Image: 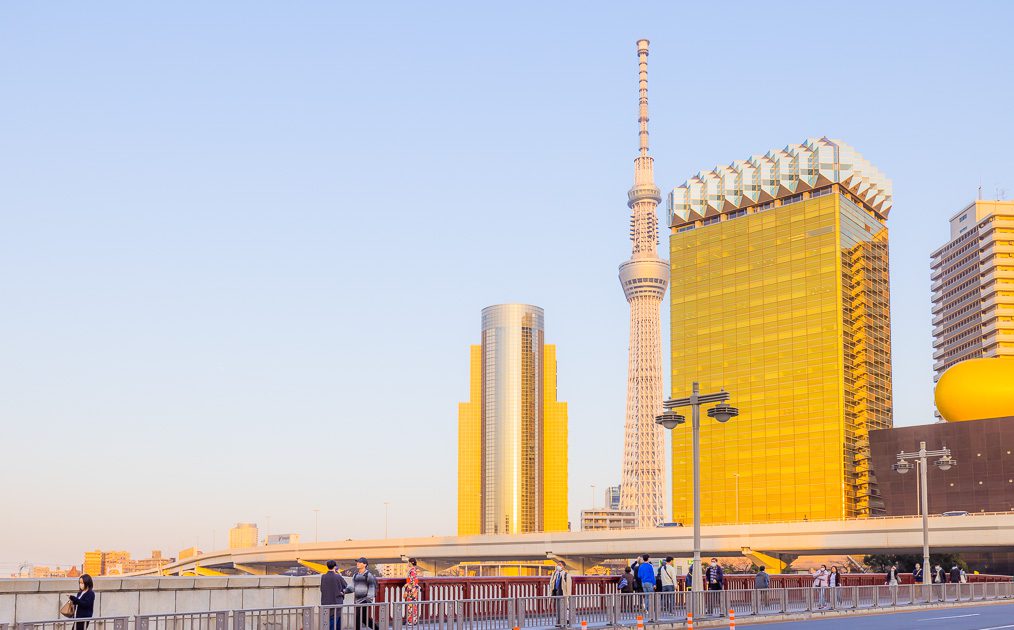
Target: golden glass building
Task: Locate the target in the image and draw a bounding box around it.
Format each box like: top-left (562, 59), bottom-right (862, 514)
top-left (458, 304), bottom-right (568, 535)
top-left (667, 138), bottom-right (893, 524)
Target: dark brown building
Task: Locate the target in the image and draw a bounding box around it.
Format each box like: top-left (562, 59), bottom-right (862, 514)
top-left (870, 416), bottom-right (1014, 575)
top-left (870, 416), bottom-right (1014, 515)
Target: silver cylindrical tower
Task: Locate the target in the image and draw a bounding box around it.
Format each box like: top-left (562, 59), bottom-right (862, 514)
top-left (480, 304), bottom-right (545, 534)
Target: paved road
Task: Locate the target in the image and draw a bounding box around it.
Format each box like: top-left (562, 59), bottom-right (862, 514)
top-left (752, 602), bottom-right (1014, 628)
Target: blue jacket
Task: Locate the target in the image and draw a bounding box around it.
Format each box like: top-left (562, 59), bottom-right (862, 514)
top-left (637, 561), bottom-right (656, 586)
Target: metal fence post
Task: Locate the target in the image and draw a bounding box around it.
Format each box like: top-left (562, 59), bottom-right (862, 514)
top-left (751, 589), bottom-right (759, 615)
top-left (136, 616), bottom-right (149, 630)
top-left (891, 585), bottom-right (898, 607)
top-left (607, 593), bottom-right (617, 627)
top-left (304, 608), bottom-right (315, 630)
top-left (113, 617), bottom-right (128, 630)
top-left (378, 603), bottom-right (390, 630)
top-left (216, 611), bottom-right (228, 630)
top-left (234, 609), bottom-right (246, 630)
top-left (805, 587), bottom-right (813, 612)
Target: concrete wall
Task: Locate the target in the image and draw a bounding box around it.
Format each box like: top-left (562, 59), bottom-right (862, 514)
top-left (0, 576), bottom-right (330, 625)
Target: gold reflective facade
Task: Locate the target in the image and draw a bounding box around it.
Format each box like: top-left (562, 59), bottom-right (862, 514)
top-left (669, 187), bottom-right (892, 524)
top-left (457, 305), bottom-right (568, 535)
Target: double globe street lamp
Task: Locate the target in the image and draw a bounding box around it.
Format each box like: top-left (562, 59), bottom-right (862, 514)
top-left (893, 441), bottom-right (957, 585)
top-left (656, 382), bottom-right (738, 596)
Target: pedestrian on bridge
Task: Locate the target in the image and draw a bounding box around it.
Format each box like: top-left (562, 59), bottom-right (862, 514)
top-left (912, 563), bottom-right (923, 584)
top-left (67, 574), bottom-right (94, 630)
top-left (886, 564), bottom-right (900, 587)
top-left (321, 561), bottom-right (348, 630)
top-left (949, 564), bottom-right (962, 584)
top-left (344, 558), bottom-right (379, 630)
top-left (549, 559), bottom-right (573, 627)
top-left (658, 557), bottom-right (677, 614)
top-left (404, 558), bottom-right (421, 626)
top-left (754, 566), bottom-right (770, 609)
top-left (636, 555), bottom-right (656, 612)
top-left (812, 565), bottom-right (829, 609)
top-left (704, 559), bottom-right (724, 616)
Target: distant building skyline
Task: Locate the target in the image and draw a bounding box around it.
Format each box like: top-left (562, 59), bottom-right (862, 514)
top-left (458, 304), bottom-right (568, 535)
top-left (668, 138), bottom-right (893, 524)
top-left (605, 485), bottom-right (621, 511)
top-left (80, 550), bottom-right (173, 576)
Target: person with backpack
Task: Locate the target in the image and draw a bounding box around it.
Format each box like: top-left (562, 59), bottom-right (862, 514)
top-left (344, 557), bottom-right (378, 630)
top-left (618, 567), bottom-right (634, 593)
top-left (617, 566), bottom-right (634, 613)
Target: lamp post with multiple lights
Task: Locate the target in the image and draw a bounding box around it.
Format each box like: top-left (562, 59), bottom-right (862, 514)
top-left (893, 441), bottom-right (957, 585)
top-left (655, 382), bottom-right (738, 596)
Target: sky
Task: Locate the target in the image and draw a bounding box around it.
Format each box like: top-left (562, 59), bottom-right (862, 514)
top-left (1, 1), bottom-right (1012, 573)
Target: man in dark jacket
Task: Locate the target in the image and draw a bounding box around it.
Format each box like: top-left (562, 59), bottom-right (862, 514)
top-left (321, 560), bottom-right (348, 630)
top-left (345, 557), bottom-right (379, 630)
top-left (949, 564), bottom-right (962, 584)
top-left (755, 566), bottom-right (770, 608)
top-left (705, 558), bottom-right (724, 615)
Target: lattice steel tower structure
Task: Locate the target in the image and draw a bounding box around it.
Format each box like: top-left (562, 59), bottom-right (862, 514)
top-left (618, 39), bottom-right (670, 528)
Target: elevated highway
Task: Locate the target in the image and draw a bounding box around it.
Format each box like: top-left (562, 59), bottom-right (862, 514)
top-left (133, 513), bottom-right (1014, 576)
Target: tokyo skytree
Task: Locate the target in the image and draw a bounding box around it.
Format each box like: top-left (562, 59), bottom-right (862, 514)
top-left (618, 39), bottom-right (670, 528)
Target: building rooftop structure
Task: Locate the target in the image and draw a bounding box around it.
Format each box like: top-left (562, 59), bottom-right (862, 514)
top-left (669, 137), bottom-right (892, 229)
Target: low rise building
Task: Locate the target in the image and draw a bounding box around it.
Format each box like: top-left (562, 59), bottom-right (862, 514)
top-left (580, 508), bottom-right (637, 531)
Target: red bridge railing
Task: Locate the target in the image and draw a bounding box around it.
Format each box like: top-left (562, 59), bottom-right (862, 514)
top-left (374, 572), bottom-right (1012, 602)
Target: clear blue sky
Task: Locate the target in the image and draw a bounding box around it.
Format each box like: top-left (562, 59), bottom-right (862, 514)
top-left (2, 1), bottom-right (1012, 572)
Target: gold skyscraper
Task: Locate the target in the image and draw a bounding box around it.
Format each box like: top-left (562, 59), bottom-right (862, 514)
top-left (458, 304), bottom-right (568, 535)
top-left (667, 138), bottom-right (893, 524)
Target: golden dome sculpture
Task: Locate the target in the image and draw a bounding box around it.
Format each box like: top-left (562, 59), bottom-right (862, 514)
top-left (934, 357), bottom-right (1014, 422)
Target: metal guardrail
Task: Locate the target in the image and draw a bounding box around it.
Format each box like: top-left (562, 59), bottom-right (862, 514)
top-left (11, 582), bottom-right (1014, 630)
top-left (15, 617), bottom-right (130, 630)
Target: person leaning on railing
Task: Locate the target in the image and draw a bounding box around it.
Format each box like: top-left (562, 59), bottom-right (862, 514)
top-left (67, 574), bottom-right (95, 630)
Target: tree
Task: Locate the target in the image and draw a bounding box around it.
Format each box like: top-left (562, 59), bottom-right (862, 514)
top-left (863, 553), bottom-right (967, 573)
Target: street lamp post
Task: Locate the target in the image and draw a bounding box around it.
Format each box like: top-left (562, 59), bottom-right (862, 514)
top-left (656, 381), bottom-right (738, 596)
top-left (893, 441), bottom-right (957, 585)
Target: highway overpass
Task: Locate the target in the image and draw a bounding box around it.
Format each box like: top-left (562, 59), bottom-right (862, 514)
top-left (132, 513), bottom-right (1014, 576)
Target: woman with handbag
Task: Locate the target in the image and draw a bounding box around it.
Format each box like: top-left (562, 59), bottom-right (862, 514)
top-left (66, 574), bottom-right (95, 630)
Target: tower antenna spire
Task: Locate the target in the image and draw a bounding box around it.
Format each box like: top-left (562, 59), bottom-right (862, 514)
top-left (637, 39), bottom-right (651, 156)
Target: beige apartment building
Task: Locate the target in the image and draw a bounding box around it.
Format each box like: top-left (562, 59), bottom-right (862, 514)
top-left (932, 200), bottom-right (1014, 378)
top-left (229, 523), bottom-right (259, 549)
top-left (580, 509), bottom-right (636, 531)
